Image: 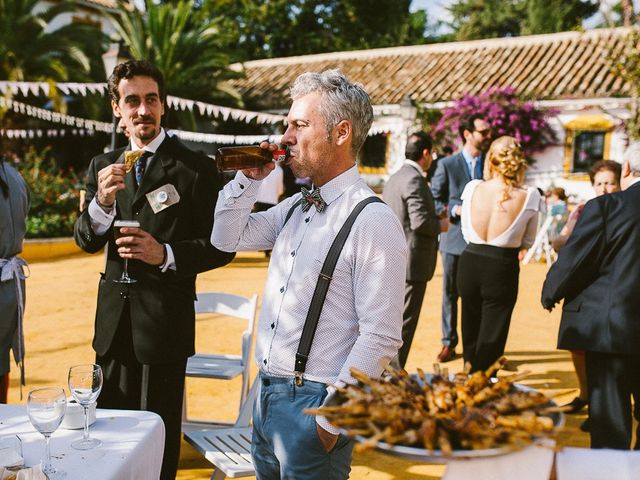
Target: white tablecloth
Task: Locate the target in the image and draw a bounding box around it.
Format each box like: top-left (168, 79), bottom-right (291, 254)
top-left (443, 440), bottom-right (640, 480)
top-left (0, 404), bottom-right (164, 480)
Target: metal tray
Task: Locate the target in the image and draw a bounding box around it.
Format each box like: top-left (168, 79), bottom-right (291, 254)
top-left (324, 377), bottom-right (564, 463)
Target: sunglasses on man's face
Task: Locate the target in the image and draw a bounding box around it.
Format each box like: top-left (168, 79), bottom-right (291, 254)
top-left (474, 128), bottom-right (492, 137)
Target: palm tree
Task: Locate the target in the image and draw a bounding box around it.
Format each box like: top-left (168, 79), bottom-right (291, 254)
top-left (109, 0), bottom-right (243, 129)
top-left (0, 0), bottom-right (104, 83)
top-left (620, 0), bottom-right (636, 26)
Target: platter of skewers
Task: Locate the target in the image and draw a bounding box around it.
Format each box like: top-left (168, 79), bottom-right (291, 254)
top-left (306, 357), bottom-right (563, 462)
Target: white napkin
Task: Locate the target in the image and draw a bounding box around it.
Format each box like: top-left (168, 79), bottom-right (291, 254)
top-left (0, 465), bottom-right (46, 480)
top-left (0, 447), bottom-right (23, 469)
top-left (556, 447), bottom-right (640, 479)
top-left (443, 442), bottom-right (555, 480)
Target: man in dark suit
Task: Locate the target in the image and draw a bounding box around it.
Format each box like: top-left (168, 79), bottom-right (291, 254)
top-left (383, 132), bottom-right (441, 368)
top-left (74, 60), bottom-right (234, 479)
top-left (542, 142), bottom-right (640, 449)
top-left (431, 114), bottom-right (491, 363)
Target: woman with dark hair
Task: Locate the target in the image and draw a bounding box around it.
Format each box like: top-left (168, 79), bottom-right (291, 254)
top-left (456, 136), bottom-right (544, 372)
top-left (552, 159), bottom-right (622, 429)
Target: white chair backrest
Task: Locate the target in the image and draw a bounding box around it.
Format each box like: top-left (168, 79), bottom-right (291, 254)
top-left (194, 292), bottom-right (258, 368)
top-left (195, 292), bottom-right (258, 322)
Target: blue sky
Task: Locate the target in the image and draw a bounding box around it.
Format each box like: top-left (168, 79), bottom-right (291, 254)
top-left (410, 0), bottom-right (640, 31)
top-left (410, 0), bottom-right (453, 26)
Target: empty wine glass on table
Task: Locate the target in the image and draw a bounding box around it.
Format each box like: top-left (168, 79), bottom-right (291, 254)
top-left (27, 387), bottom-right (67, 479)
top-left (68, 364), bottom-right (103, 450)
top-left (113, 220), bottom-right (140, 283)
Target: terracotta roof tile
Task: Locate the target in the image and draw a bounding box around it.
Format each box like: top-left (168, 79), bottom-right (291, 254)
top-left (227, 27), bottom-right (634, 110)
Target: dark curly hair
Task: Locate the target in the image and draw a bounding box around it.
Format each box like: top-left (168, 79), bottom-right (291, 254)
top-left (107, 59), bottom-right (165, 104)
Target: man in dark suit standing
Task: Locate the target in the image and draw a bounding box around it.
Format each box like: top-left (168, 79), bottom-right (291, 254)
top-left (542, 142), bottom-right (640, 449)
top-left (383, 132), bottom-right (442, 368)
top-left (431, 114), bottom-right (491, 363)
top-left (74, 60), bottom-right (234, 479)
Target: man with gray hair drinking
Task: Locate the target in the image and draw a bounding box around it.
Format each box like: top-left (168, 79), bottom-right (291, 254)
top-left (211, 69), bottom-right (406, 479)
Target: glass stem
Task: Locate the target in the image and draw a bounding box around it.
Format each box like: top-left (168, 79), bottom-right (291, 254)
top-left (83, 405), bottom-right (90, 441)
top-left (43, 433), bottom-right (52, 471)
top-left (123, 258), bottom-right (129, 279)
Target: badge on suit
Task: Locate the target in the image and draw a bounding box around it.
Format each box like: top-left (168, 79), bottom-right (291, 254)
top-left (146, 183), bottom-right (180, 214)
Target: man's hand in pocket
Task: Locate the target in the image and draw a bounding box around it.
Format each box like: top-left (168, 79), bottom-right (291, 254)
top-left (316, 423), bottom-right (339, 453)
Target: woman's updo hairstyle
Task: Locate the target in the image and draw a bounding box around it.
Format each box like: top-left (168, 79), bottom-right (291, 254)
top-left (486, 136), bottom-right (528, 203)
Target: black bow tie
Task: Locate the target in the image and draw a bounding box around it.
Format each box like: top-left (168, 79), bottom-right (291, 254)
top-left (300, 187), bottom-right (327, 213)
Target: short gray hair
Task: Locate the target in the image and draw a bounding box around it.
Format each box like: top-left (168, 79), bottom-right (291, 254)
top-left (622, 141), bottom-right (640, 176)
top-left (290, 69), bottom-right (373, 156)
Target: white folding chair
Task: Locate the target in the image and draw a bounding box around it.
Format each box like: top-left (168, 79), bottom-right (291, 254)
top-left (182, 292), bottom-right (258, 429)
top-left (184, 377), bottom-right (259, 479)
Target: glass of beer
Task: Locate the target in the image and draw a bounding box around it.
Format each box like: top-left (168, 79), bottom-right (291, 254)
top-left (113, 220), bottom-right (140, 283)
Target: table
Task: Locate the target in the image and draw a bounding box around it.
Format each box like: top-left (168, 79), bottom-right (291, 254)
top-left (0, 404), bottom-right (164, 480)
top-left (442, 441), bottom-right (640, 480)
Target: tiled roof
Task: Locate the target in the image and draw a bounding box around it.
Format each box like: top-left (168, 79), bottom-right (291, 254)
top-left (228, 27), bottom-right (634, 111)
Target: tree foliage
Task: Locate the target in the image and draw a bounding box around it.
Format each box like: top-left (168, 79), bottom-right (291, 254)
top-left (431, 87), bottom-right (557, 160)
top-left (200, 0), bottom-right (437, 61)
top-left (448, 0), bottom-right (523, 40)
top-left (15, 147), bottom-right (81, 238)
top-left (523, 0), bottom-right (601, 35)
top-left (447, 0), bottom-right (599, 40)
top-left (109, 0), bottom-right (244, 128)
top-left (0, 0), bottom-right (104, 82)
top-left (609, 29), bottom-right (640, 140)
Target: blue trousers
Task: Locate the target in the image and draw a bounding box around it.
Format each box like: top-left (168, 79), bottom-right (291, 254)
top-left (252, 373), bottom-right (353, 480)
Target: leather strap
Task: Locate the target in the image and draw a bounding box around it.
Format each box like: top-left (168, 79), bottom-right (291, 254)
top-left (293, 196), bottom-right (383, 385)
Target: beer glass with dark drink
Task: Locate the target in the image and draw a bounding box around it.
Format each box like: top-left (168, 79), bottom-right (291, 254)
top-left (113, 220), bottom-right (140, 283)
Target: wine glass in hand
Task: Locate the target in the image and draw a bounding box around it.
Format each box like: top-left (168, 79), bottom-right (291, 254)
top-left (113, 220), bottom-right (140, 283)
top-left (68, 364), bottom-right (103, 450)
top-left (27, 387), bottom-right (67, 479)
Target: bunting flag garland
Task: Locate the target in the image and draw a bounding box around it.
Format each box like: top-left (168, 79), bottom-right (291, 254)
top-left (0, 96), bottom-right (113, 132)
top-left (0, 128), bottom-right (95, 139)
top-left (168, 129), bottom-right (282, 145)
top-left (0, 81), bottom-right (402, 139)
top-left (0, 81), bottom-right (286, 125)
top-left (0, 81), bottom-right (107, 98)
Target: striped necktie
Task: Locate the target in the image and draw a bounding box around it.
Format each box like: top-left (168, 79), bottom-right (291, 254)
top-left (134, 151), bottom-right (152, 186)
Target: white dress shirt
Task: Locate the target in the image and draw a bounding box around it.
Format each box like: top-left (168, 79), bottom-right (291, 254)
top-left (88, 129), bottom-right (175, 271)
top-left (212, 165), bottom-right (406, 429)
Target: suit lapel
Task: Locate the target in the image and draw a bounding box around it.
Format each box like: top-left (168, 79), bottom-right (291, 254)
top-left (132, 138), bottom-right (176, 205)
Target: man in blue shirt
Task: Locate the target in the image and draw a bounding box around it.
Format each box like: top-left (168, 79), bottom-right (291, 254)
top-left (431, 114), bottom-right (492, 363)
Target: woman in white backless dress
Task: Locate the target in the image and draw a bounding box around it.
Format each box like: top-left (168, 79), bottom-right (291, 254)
top-left (457, 136), bottom-right (544, 372)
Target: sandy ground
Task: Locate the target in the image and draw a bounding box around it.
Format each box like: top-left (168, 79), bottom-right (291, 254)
top-left (8, 251), bottom-right (593, 479)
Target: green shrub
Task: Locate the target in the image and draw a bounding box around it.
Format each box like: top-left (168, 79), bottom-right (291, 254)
top-left (17, 147), bottom-right (81, 238)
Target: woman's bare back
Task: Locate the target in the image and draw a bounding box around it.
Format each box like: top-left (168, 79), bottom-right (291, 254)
top-left (469, 180), bottom-right (528, 242)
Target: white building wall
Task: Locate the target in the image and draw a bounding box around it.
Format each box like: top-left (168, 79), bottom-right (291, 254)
top-left (36, 2), bottom-right (118, 36)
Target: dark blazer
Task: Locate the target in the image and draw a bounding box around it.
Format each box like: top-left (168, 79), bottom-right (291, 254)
top-left (383, 163), bottom-right (440, 282)
top-left (74, 135), bottom-right (234, 364)
top-left (431, 152), bottom-right (475, 255)
top-left (541, 182), bottom-right (640, 355)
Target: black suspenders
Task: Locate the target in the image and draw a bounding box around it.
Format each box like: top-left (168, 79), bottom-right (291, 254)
top-left (287, 196), bottom-right (384, 386)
